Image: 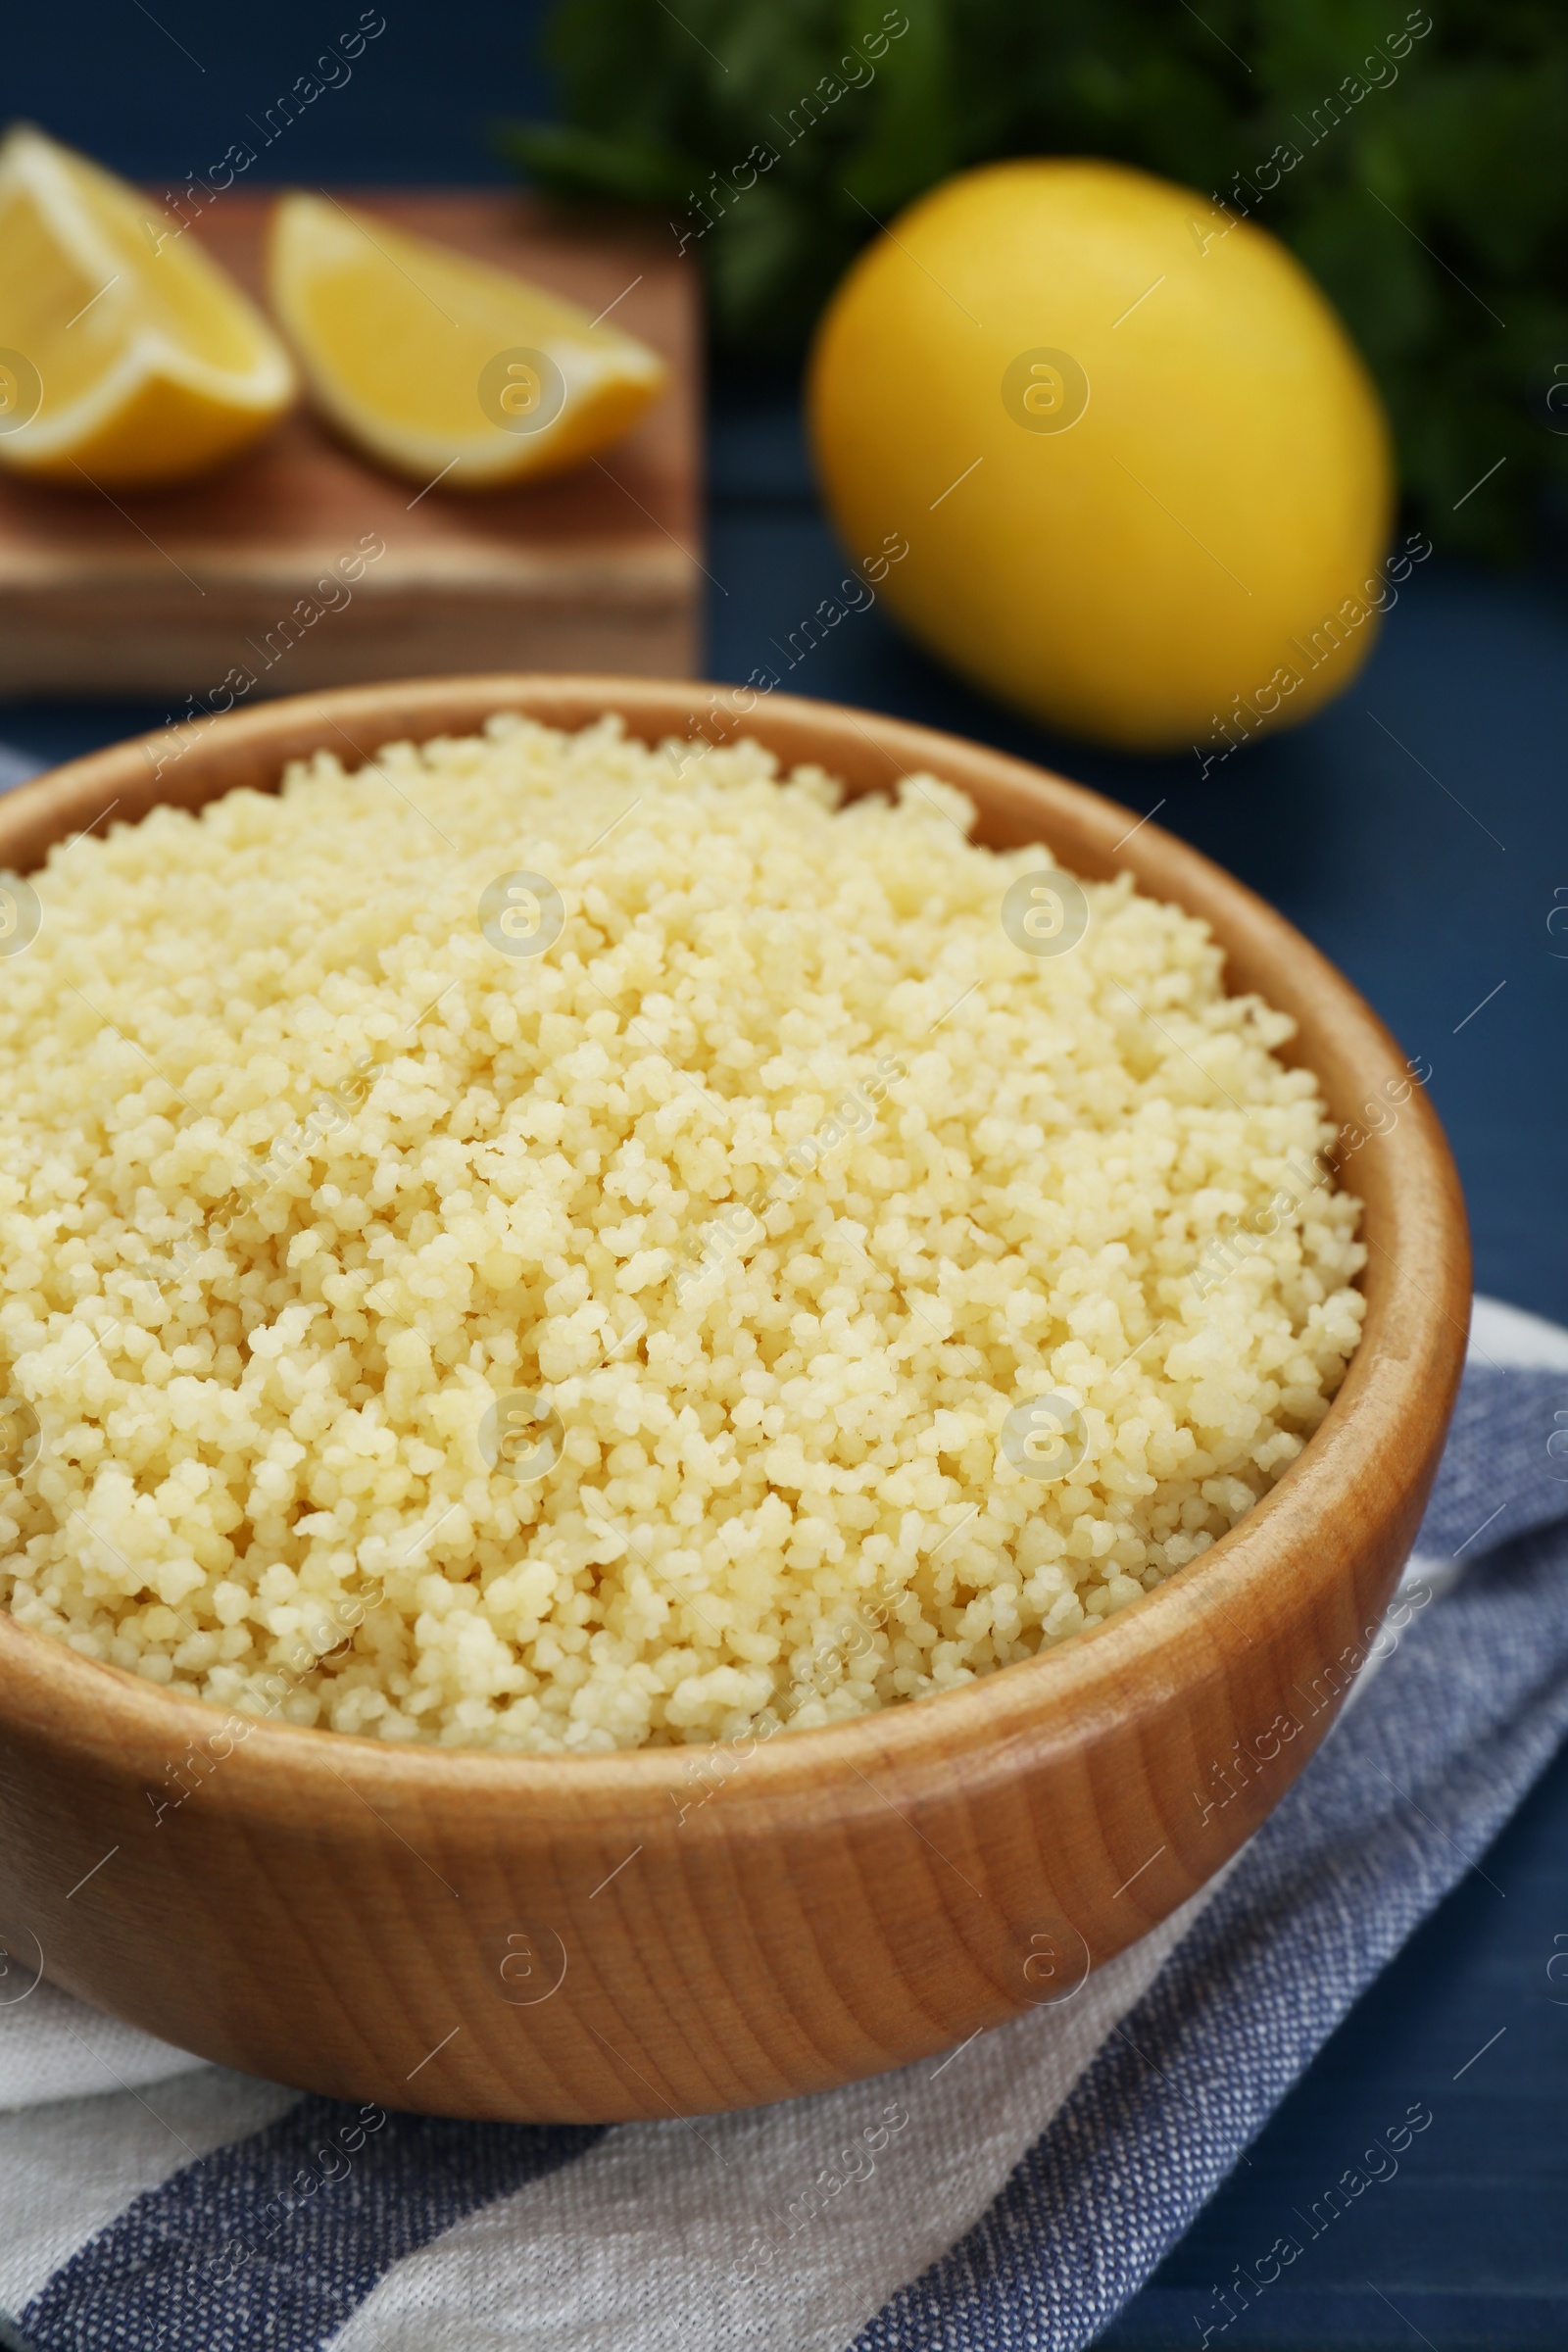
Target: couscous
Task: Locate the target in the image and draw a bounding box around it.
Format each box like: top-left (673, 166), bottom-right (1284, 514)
top-left (0, 716), bottom-right (1364, 1749)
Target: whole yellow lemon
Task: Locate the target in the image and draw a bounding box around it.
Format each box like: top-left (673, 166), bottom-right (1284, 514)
top-left (808, 160), bottom-right (1395, 754)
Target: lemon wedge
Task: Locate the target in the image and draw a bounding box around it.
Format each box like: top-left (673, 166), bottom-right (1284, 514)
top-left (267, 192), bottom-right (668, 490)
top-left (0, 123), bottom-right (295, 488)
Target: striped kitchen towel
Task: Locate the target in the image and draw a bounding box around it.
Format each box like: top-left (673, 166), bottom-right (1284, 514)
top-left (1, 1293), bottom-right (1565, 2352)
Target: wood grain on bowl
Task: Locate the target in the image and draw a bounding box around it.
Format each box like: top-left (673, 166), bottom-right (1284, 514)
top-left (0, 198), bottom-right (700, 699)
top-left (0, 679), bottom-right (1470, 2121)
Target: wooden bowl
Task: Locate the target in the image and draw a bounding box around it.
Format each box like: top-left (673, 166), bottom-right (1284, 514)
top-left (0, 677), bottom-right (1469, 2122)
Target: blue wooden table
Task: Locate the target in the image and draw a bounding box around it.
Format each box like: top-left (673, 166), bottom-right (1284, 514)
top-left (5, 6), bottom-right (1568, 2342)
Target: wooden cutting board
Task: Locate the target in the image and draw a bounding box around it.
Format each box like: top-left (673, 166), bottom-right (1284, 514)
top-left (0, 190), bottom-right (702, 702)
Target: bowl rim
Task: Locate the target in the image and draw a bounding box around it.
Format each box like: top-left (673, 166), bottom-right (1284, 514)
top-left (0, 672), bottom-right (1470, 1819)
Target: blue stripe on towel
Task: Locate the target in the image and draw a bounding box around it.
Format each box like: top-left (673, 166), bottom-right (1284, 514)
top-left (1416, 1364), bottom-right (1568, 1557)
top-left (18, 2099), bottom-right (604, 2352)
top-left (851, 1505), bottom-right (1568, 2352)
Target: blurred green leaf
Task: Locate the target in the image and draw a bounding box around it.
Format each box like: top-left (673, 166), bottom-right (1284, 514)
top-left (503, 0), bottom-right (1568, 556)
top-left (497, 122), bottom-right (693, 206)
